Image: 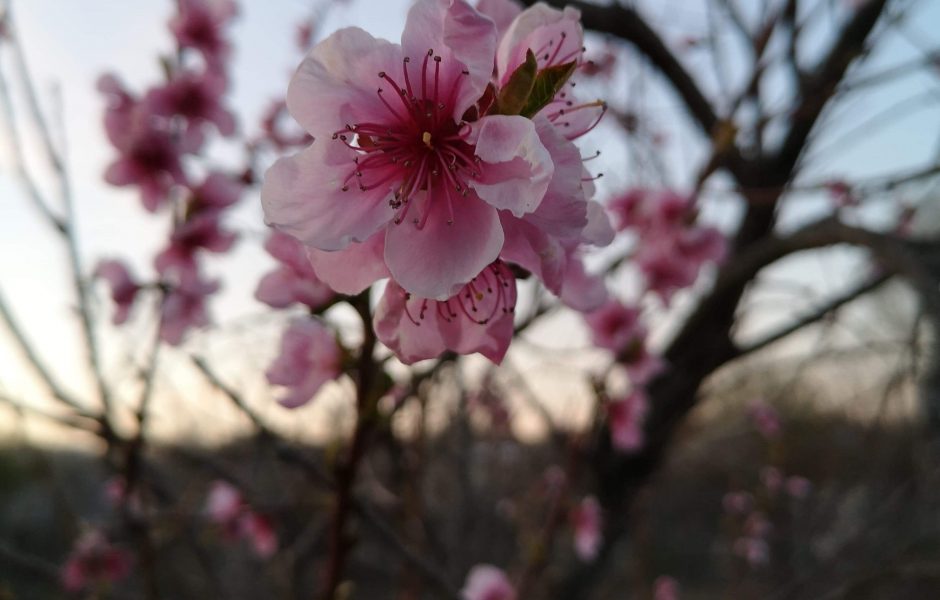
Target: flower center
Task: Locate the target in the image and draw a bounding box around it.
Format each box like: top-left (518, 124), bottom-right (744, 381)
top-left (331, 50), bottom-right (480, 229)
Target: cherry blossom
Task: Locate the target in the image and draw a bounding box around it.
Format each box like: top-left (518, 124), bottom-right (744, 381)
top-left (266, 318), bottom-right (342, 408)
top-left (493, 1), bottom-right (606, 140)
top-left (653, 576), bottom-right (681, 600)
top-left (263, 0), bottom-right (562, 300)
top-left (256, 230), bottom-right (334, 310)
top-left (95, 259), bottom-right (141, 325)
top-left (571, 496), bottom-right (602, 561)
top-left (747, 400), bottom-right (781, 439)
top-left (145, 69), bottom-right (236, 142)
top-left (585, 299), bottom-right (641, 353)
top-left (159, 273), bottom-right (219, 345)
top-left (61, 530), bottom-right (131, 593)
top-left (155, 211), bottom-right (237, 279)
top-left (204, 480), bottom-right (278, 558)
top-left (461, 564), bottom-right (516, 600)
top-left (170, 0), bottom-right (238, 66)
top-left (609, 390), bottom-right (648, 452)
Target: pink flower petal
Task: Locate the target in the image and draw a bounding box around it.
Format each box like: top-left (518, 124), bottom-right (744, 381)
top-left (307, 231), bottom-right (390, 296)
top-left (262, 142), bottom-right (396, 251)
top-left (384, 192), bottom-right (503, 300)
top-left (470, 115), bottom-right (553, 217)
top-left (402, 0), bottom-right (497, 119)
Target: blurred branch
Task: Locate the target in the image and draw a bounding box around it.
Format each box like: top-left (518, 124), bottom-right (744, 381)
top-left (0, 290), bottom-right (94, 417)
top-left (0, 539), bottom-right (61, 581)
top-left (0, 6), bottom-right (115, 423)
top-left (191, 352), bottom-right (462, 599)
top-left (0, 392), bottom-right (100, 432)
top-left (733, 272), bottom-right (893, 358)
top-left (521, 0), bottom-right (720, 138)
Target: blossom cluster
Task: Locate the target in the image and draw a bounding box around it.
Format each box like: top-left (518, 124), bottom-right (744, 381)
top-left (204, 480), bottom-right (278, 558)
top-left (722, 400), bottom-right (812, 569)
top-left (262, 0), bottom-right (613, 367)
top-left (61, 530), bottom-right (132, 593)
top-left (95, 0), bottom-right (242, 345)
top-left (608, 188), bottom-right (726, 304)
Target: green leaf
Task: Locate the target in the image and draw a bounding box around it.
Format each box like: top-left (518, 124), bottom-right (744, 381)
top-left (521, 60), bottom-right (578, 118)
top-left (496, 49), bottom-right (538, 116)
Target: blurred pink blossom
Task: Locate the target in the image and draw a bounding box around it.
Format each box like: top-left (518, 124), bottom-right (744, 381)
top-left (461, 564), bottom-right (516, 600)
top-left (609, 391), bottom-right (648, 452)
top-left (95, 259), bottom-right (141, 325)
top-left (170, 0), bottom-right (238, 66)
top-left (145, 69), bottom-right (236, 141)
top-left (256, 230), bottom-right (334, 310)
top-left (61, 530), bottom-right (131, 593)
top-left (585, 300), bottom-right (641, 353)
top-left (733, 536), bottom-right (770, 567)
top-left (266, 318), bottom-right (341, 408)
top-left (571, 496), bottom-right (602, 561)
top-left (653, 576), bottom-right (681, 600)
top-left (155, 211), bottom-right (237, 278)
top-left (159, 273), bottom-right (219, 345)
top-left (204, 480), bottom-right (278, 558)
top-left (760, 466), bottom-right (784, 494)
top-left (722, 491), bottom-right (753, 515)
top-left (747, 400), bottom-right (782, 439)
top-left (786, 476), bottom-right (812, 499)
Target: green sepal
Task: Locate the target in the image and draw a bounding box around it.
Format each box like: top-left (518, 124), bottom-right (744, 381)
top-left (521, 60), bottom-right (578, 118)
top-left (496, 49), bottom-right (538, 116)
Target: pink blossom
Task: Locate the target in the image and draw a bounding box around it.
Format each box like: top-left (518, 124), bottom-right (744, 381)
top-left (585, 300), bottom-right (641, 353)
top-left (733, 537), bottom-right (769, 567)
top-left (760, 466), bottom-right (784, 494)
top-left (622, 336), bottom-right (665, 387)
top-left (155, 211), bottom-right (237, 278)
top-left (497, 117), bottom-right (612, 302)
top-left (145, 69), bottom-right (236, 140)
top-left (266, 318), bottom-right (341, 408)
top-left (494, 3), bottom-right (606, 140)
top-left (722, 491), bottom-right (753, 515)
top-left (374, 261), bottom-right (516, 365)
top-left (188, 171), bottom-right (243, 211)
top-left (653, 576), bottom-right (681, 600)
top-left (475, 0), bottom-right (522, 38)
top-left (747, 400), bottom-right (781, 439)
top-left (159, 273), bottom-right (219, 345)
top-left (102, 114), bottom-right (186, 212)
top-left (571, 496), bottom-right (602, 561)
top-left (608, 188), bottom-right (725, 303)
top-left (558, 251), bottom-right (609, 312)
top-left (263, 0), bottom-right (561, 300)
top-left (238, 513), bottom-right (278, 558)
top-left (825, 179), bottom-right (857, 207)
top-left (61, 531), bottom-right (131, 593)
top-left (95, 259), bottom-right (141, 325)
top-left (461, 565), bottom-right (516, 600)
top-left (255, 230), bottom-right (334, 310)
top-left (744, 512), bottom-right (772, 538)
top-left (609, 391), bottom-right (648, 452)
top-left (204, 480), bottom-right (279, 558)
top-left (786, 476), bottom-right (812, 499)
top-left (205, 480), bottom-right (243, 524)
top-left (170, 0), bottom-right (237, 66)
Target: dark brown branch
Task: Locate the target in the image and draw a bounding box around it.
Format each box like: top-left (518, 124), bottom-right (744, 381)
top-left (733, 272), bottom-right (893, 358)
